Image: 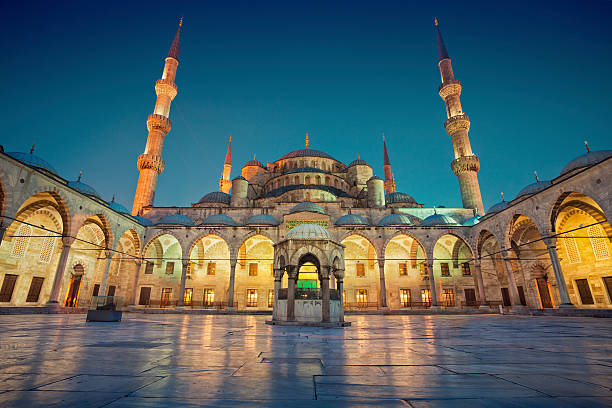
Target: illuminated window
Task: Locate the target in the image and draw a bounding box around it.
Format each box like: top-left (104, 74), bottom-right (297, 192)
top-left (144, 261), bottom-right (154, 274)
top-left (564, 233), bottom-right (581, 264)
top-left (186, 262), bottom-right (193, 279)
top-left (207, 262), bottom-right (216, 275)
top-left (461, 263), bottom-right (471, 276)
top-left (420, 262), bottom-right (429, 276)
top-left (38, 232), bottom-right (55, 264)
top-left (165, 262), bottom-right (175, 275)
top-left (588, 225), bottom-right (610, 261)
top-left (161, 288), bottom-right (172, 306)
top-left (249, 263), bottom-right (258, 276)
top-left (440, 263), bottom-right (450, 276)
top-left (183, 288), bottom-right (193, 306)
top-left (268, 289), bottom-right (274, 307)
top-left (442, 289), bottom-right (455, 307)
top-left (399, 263), bottom-right (408, 276)
top-left (26, 277), bottom-right (44, 303)
top-left (204, 288), bottom-right (215, 307)
top-left (247, 289), bottom-right (258, 307)
top-left (356, 289), bottom-right (368, 306)
top-left (11, 224), bottom-right (32, 258)
top-left (0, 274), bottom-right (18, 302)
top-left (356, 263), bottom-right (365, 277)
top-left (399, 289), bottom-right (411, 307)
top-left (421, 289), bottom-right (431, 306)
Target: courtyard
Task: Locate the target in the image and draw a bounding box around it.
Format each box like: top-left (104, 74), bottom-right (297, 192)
top-left (0, 314), bottom-right (610, 407)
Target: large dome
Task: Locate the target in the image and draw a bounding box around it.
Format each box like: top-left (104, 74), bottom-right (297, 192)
top-left (420, 214), bottom-right (460, 227)
top-left (286, 223), bottom-right (331, 240)
top-left (386, 192), bottom-right (417, 205)
top-left (201, 214), bottom-right (238, 226)
top-left (7, 152), bottom-right (58, 175)
top-left (515, 180), bottom-right (552, 199)
top-left (378, 213), bottom-right (413, 226)
top-left (335, 214), bottom-right (369, 226)
top-left (290, 201), bottom-right (326, 215)
top-left (285, 167), bottom-right (329, 174)
top-left (198, 191), bottom-right (231, 205)
top-left (245, 214), bottom-right (280, 226)
top-left (560, 150), bottom-right (612, 175)
top-left (348, 158), bottom-right (369, 167)
top-left (279, 149), bottom-right (335, 161)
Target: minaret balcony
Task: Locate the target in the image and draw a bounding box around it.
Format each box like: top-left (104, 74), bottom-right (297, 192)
top-left (155, 79), bottom-right (178, 100)
top-left (444, 114), bottom-right (470, 134)
top-left (451, 155), bottom-right (480, 175)
top-left (137, 154), bottom-right (165, 173)
top-left (438, 79), bottom-right (461, 99)
top-left (147, 114), bottom-right (172, 134)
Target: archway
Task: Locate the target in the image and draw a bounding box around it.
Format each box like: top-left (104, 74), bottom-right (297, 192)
top-left (236, 234), bottom-right (274, 309)
top-left (342, 234), bottom-right (378, 309)
top-left (383, 234), bottom-right (427, 308)
top-left (188, 234), bottom-right (231, 308)
top-left (138, 233), bottom-right (182, 307)
top-left (106, 229), bottom-right (140, 303)
top-left (296, 253), bottom-right (320, 297)
top-left (478, 230), bottom-right (512, 307)
top-left (433, 234), bottom-right (475, 308)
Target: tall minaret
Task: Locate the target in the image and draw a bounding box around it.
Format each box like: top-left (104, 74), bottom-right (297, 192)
top-left (382, 133), bottom-right (395, 194)
top-left (435, 18), bottom-right (484, 215)
top-left (219, 135), bottom-right (232, 193)
top-left (132, 19), bottom-right (182, 216)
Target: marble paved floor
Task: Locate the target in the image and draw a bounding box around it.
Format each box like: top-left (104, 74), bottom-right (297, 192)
top-left (0, 313), bottom-right (610, 407)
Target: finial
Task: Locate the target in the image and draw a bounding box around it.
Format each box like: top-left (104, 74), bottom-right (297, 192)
top-left (584, 140), bottom-right (590, 153)
top-left (305, 133), bottom-right (309, 149)
top-left (254, 153), bottom-right (256, 160)
top-left (534, 171), bottom-right (539, 183)
top-left (382, 132), bottom-right (385, 142)
top-left (434, 206), bottom-right (437, 215)
top-left (29, 143), bottom-right (35, 155)
top-left (229, 134), bottom-right (232, 142)
top-left (179, 17), bottom-right (183, 27)
top-left (357, 153), bottom-right (360, 160)
top-left (77, 171), bottom-right (82, 183)
top-left (501, 192), bottom-right (505, 202)
top-left (434, 17), bottom-right (438, 26)
top-left (111, 193), bottom-right (116, 203)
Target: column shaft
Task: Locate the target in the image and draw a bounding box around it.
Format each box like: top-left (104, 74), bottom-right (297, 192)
top-left (178, 261), bottom-right (189, 307)
top-left (227, 259), bottom-right (237, 309)
top-left (546, 242), bottom-right (573, 307)
top-left (378, 260), bottom-right (387, 308)
top-left (99, 252), bottom-right (114, 296)
top-left (47, 239), bottom-right (73, 304)
top-left (321, 276), bottom-right (330, 322)
top-left (287, 267), bottom-right (296, 321)
top-left (474, 261), bottom-right (487, 306)
top-left (337, 279), bottom-right (344, 322)
top-left (502, 253), bottom-right (522, 306)
top-left (428, 262), bottom-right (439, 307)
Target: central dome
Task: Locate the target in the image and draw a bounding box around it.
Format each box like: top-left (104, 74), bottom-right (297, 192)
top-left (286, 223), bottom-right (331, 240)
top-left (290, 201), bottom-right (326, 214)
top-left (279, 148), bottom-right (334, 161)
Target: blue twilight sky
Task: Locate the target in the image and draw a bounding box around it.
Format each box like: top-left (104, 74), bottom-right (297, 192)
top-left (1, 0), bottom-right (611, 211)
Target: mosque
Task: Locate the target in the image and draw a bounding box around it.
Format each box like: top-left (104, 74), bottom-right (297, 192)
top-left (0, 20), bottom-right (611, 318)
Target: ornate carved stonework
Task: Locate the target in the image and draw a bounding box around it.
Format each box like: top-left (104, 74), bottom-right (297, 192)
top-left (155, 79), bottom-right (178, 100)
top-left (438, 79), bottom-right (462, 99)
top-left (146, 114), bottom-right (172, 134)
top-left (444, 114), bottom-right (470, 135)
top-left (137, 154), bottom-right (165, 173)
top-left (451, 155), bottom-right (480, 175)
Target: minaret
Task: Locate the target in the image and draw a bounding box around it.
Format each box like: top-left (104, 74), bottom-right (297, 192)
top-left (219, 135), bottom-right (232, 193)
top-left (435, 18), bottom-right (484, 215)
top-left (132, 19), bottom-right (182, 216)
top-left (382, 133), bottom-right (395, 194)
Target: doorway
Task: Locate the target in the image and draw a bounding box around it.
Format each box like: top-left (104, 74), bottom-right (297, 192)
top-left (65, 265), bottom-right (84, 307)
top-left (536, 278), bottom-right (553, 308)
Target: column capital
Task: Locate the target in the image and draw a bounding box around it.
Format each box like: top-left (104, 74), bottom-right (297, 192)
top-left (230, 257), bottom-right (237, 267)
top-left (542, 237), bottom-right (557, 248)
top-left (273, 268), bottom-right (284, 280)
top-left (287, 265), bottom-right (298, 279)
top-left (182, 259), bottom-right (190, 268)
top-left (333, 268), bottom-right (345, 279)
top-left (104, 250), bottom-right (113, 259)
top-left (61, 236), bottom-right (76, 247)
top-left (474, 258), bottom-right (481, 267)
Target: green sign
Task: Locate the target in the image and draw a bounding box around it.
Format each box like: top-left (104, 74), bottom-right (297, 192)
top-left (286, 220), bottom-right (328, 229)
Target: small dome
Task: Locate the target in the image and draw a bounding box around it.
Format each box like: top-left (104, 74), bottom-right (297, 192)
top-left (246, 214), bottom-right (280, 226)
top-left (378, 213), bottom-right (414, 226)
top-left (157, 214), bottom-right (194, 226)
top-left (516, 180), bottom-right (552, 199)
top-left (201, 214), bottom-right (238, 226)
top-left (279, 149), bottom-right (334, 161)
top-left (134, 216), bottom-right (153, 226)
top-left (463, 216), bottom-right (482, 226)
top-left (368, 175), bottom-right (383, 182)
top-left (487, 201), bottom-right (509, 215)
top-left (290, 201), bottom-right (326, 215)
top-left (198, 191), bottom-right (231, 204)
top-left (421, 213), bottom-right (460, 227)
top-left (244, 158), bottom-right (265, 168)
top-left (386, 192), bottom-right (417, 204)
top-left (348, 158), bottom-right (369, 167)
top-left (7, 152), bottom-right (58, 175)
top-left (232, 175), bottom-right (247, 181)
top-left (560, 150), bottom-right (612, 175)
top-left (335, 214), bottom-right (369, 226)
top-left (108, 201), bottom-right (129, 214)
top-left (285, 167), bottom-right (329, 174)
top-left (68, 180), bottom-right (101, 199)
top-left (286, 223), bottom-right (331, 240)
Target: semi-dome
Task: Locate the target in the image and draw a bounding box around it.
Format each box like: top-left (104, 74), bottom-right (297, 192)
top-left (516, 180), bottom-right (552, 199)
top-left (279, 148), bottom-right (334, 161)
top-left (335, 214), bottom-right (369, 226)
top-left (421, 213), bottom-right (460, 227)
top-left (108, 201), bottom-right (129, 214)
top-left (198, 191), bottom-right (231, 204)
top-left (7, 152), bottom-right (59, 175)
top-left (348, 158), bottom-right (370, 167)
top-left (285, 167), bottom-right (329, 174)
top-left (487, 200), bottom-right (509, 215)
top-left (560, 150), bottom-right (612, 175)
top-left (201, 214), bottom-right (238, 226)
top-left (245, 214), bottom-right (280, 226)
top-left (157, 214), bottom-right (194, 226)
top-left (134, 216), bottom-right (153, 226)
top-left (386, 192), bottom-right (417, 204)
top-left (290, 201), bottom-right (326, 215)
top-left (68, 180), bottom-right (101, 199)
top-left (286, 223), bottom-right (331, 240)
top-left (463, 216), bottom-right (482, 226)
top-left (378, 213), bottom-right (414, 226)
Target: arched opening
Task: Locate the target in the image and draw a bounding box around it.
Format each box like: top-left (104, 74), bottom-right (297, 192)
top-left (342, 234), bottom-right (379, 309)
top-left (433, 234), bottom-right (475, 308)
top-left (478, 229), bottom-right (521, 308)
top-left (383, 234), bottom-right (427, 308)
top-left (188, 234), bottom-right (231, 308)
top-left (107, 229), bottom-right (140, 304)
top-left (237, 234), bottom-right (274, 309)
top-left (138, 233), bottom-right (182, 307)
top-left (296, 253), bottom-right (320, 298)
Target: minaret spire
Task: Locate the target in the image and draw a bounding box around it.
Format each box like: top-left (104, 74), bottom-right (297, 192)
top-left (305, 132), bottom-right (309, 149)
top-left (435, 19), bottom-right (484, 215)
top-left (132, 21), bottom-right (182, 216)
top-left (219, 135), bottom-right (232, 193)
top-left (382, 133), bottom-right (395, 194)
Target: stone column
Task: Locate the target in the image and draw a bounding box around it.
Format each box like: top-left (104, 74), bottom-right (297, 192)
top-left (337, 278), bottom-right (344, 322)
top-left (226, 258), bottom-right (237, 309)
top-left (473, 260), bottom-right (488, 309)
top-left (47, 236), bottom-right (75, 305)
top-left (130, 259), bottom-right (143, 305)
top-left (0, 224), bottom-right (6, 244)
top-left (321, 268), bottom-right (331, 322)
top-left (177, 259), bottom-right (189, 307)
top-left (286, 266), bottom-right (297, 321)
top-left (378, 258), bottom-right (388, 308)
top-left (99, 251), bottom-right (114, 296)
top-left (501, 249), bottom-right (523, 308)
top-left (427, 260), bottom-right (439, 308)
top-left (543, 238), bottom-right (574, 308)
top-left (272, 268), bottom-right (283, 320)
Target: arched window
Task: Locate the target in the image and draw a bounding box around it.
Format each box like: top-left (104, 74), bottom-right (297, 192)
top-left (39, 232), bottom-right (56, 264)
top-left (325, 176), bottom-right (330, 186)
top-left (315, 175), bottom-right (321, 185)
top-left (11, 224), bottom-right (32, 258)
top-left (564, 233), bottom-right (581, 264)
top-left (305, 176), bottom-right (311, 185)
top-left (334, 179), bottom-right (339, 188)
top-left (588, 225), bottom-right (610, 260)
top-left (294, 176), bottom-right (299, 185)
top-left (305, 192), bottom-right (311, 201)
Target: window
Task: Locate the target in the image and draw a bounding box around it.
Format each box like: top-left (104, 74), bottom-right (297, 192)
top-left (184, 288), bottom-right (193, 306)
top-left (38, 232), bottom-right (55, 263)
top-left (161, 288), bottom-right (172, 306)
top-left (0, 274), bottom-right (18, 302)
top-left (247, 289), bottom-right (258, 307)
top-left (501, 288), bottom-right (511, 306)
top-left (11, 224), bottom-right (32, 258)
top-left (575, 279), bottom-right (594, 305)
top-left (165, 262), bottom-right (175, 275)
top-left (588, 225), bottom-right (610, 260)
top-left (517, 286), bottom-right (527, 306)
top-left (603, 277), bottom-right (612, 303)
top-left (399, 263), bottom-right (408, 276)
top-left (564, 233), bottom-right (581, 264)
top-left (138, 287), bottom-right (151, 305)
top-left (315, 175), bottom-right (321, 185)
top-left (204, 288), bottom-right (215, 307)
top-left (464, 288), bottom-right (477, 306)
top-left (461, 263), bottom-right (471, 276)
top-left (356, 263), bottom-right (365, 277)
top-left (440, 263), bottom-right (450, 276)
top-left (268, 289), bottom-right (274, 307)
top-left (26, 277), bottom-right (44, 302)
top-left (421, 289), bottom-right (431, 306)
top-left (144, 261), bottom-right (154, 274)
top-left (442, 289), bottom-right (455, 307)
top-left (92, 284), bottom-right (100, 297)
top-left (186, 263), bottom-right (192, 280)
top-left (294, 176), bottom-right (299, 184)
top-left (399, 289), bottom-right (411, 307)
top-left (420, 262), bottom-right (429, 276)
top-left (207, 262), bottom-right (216, 275)
top-left (356, 289), bottom-right (368, 306)
top-left (249, 263), bottom-right (258, 276)
top-left (107, 285), bottom-right (116, 297)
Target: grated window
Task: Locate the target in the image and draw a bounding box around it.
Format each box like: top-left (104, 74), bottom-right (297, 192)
top-left (38, 232), bottom-right (56, 264)
top-left (11, 224), bottom-right (32, 258)
top-left (564, 233), bottom-right (581, 264)
top-left (588, 225), bottom-right (610, 261)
